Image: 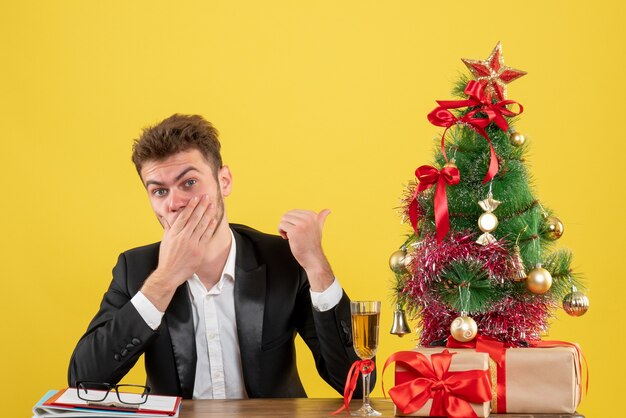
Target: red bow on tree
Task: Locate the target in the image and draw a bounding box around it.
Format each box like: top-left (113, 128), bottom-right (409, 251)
top-left (409, 164), bottom-right (460, 243)
top-left (427, 80), bottom-right (523, 183)
top-left (382, 350), bottom-right (492, 418)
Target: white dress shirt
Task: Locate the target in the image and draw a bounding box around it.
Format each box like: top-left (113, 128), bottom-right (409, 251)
top-left (187, 231), bottom-right (244, 398)
top-left (131, 228), bottom-right (343, 399)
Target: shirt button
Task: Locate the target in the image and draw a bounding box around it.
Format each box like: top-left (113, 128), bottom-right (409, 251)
top-left (320, 303), bottom-right (329, 311)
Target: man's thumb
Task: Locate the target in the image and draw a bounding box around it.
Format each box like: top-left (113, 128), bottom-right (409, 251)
top-left (318, 209), bottom-right (331, 227)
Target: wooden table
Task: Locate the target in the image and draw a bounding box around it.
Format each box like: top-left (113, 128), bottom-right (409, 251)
top-left (179, 398), bottom-right (584, 417)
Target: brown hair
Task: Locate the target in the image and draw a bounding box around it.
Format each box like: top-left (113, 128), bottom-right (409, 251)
top-left (131, 114), bottom-right (222, 176)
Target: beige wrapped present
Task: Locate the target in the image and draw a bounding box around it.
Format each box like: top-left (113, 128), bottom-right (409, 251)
top-left (443, 337), bottom-right (584, 414)
top-left (494, 345), bottom-right (583, 413)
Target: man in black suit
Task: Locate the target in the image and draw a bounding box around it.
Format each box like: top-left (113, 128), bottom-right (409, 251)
top-left (68, 114), bottom-right (370, 399)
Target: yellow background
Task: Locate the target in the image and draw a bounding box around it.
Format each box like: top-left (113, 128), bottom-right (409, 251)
top-left (1, 1), bottom-right (623, 416)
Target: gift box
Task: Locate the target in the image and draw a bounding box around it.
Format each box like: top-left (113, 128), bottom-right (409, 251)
top-left (490, 345), bottom-right (582, 414)
top-left (385, 348), bottom-right (492, 417)
top-left (446, 337), bottom-right (584, 414)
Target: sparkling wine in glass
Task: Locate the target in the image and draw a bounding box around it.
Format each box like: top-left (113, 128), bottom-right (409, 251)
top-left (350, 301), bottom-right (381, 417)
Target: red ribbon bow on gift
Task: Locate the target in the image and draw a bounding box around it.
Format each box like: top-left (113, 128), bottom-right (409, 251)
top-left (409, 164), bottom-right (460, 243)
top-left (382, 350), bottom-right (492, 418)
top-left (332, 359), bottom-right (375, 415)
top-left (446, 335), bottom-right (508, 412)
top-left (427, 80), bottom-right (523, 184)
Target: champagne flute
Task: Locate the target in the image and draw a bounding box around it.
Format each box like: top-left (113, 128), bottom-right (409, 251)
top-left (350, 301), bottom-right (381, 417)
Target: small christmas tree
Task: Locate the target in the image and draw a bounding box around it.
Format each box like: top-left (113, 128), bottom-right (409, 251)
top-left (390, 42), bottom-right (589, 346)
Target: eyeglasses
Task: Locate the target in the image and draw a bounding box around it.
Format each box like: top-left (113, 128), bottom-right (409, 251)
top-left (76, 381), bottom-right (151, 407)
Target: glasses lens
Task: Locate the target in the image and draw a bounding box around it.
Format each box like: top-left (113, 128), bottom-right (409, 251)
top-left (77, 382), bottom-right (110, 402)
top-left (115, 385), bottom-right (150, 405)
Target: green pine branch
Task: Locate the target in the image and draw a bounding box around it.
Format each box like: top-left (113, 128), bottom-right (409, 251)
top-left (431, 259), bottom-right (503, 313)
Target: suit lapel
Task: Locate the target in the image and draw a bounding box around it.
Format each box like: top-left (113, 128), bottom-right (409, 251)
top-left (232, 229), bottom-right (267, 396)
top-left (165, 282), bottom-right (196, 399)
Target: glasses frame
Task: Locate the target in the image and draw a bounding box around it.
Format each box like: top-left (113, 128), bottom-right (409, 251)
top-left (75, 381), bottom-right (151, 406)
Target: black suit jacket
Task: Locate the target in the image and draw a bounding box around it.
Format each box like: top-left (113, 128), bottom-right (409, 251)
top-left (68, 224), bottom-right (371, 398)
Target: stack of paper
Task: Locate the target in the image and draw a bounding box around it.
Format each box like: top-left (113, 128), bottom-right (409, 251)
top-left (32, 389), bottom-right (182, 417)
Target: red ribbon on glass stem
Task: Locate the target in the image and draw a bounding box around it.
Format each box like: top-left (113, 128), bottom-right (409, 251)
top-left (332, 359), bottom-right (375, 415)
top-left (427, 80), bottom-right (523, 184)
top-left (409, 164), bottom-right (460, 243)
top-left (382, 350), bottom-right (492, 418)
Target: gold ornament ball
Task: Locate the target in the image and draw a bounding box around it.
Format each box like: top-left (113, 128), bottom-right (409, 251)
top-left (478, 212), bottom-right (499, 233)
top-left (389, 250), bottom-right (408, 273)
top-left (563, 289), bottom-right (590, 317)
top-left (526, 265), bottom-right (553, 294)
top-left (510, 131), bottom-right (525, 146)
top-left (450, 315), bottom-right (478, 342)
top-left (545, 216), bottom-right (564, 240)
top-left (443, 161), bottom-right (458, 170)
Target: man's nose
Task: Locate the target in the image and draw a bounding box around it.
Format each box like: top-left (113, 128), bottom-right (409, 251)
top-left (168, 190), bottom-right (188, 212)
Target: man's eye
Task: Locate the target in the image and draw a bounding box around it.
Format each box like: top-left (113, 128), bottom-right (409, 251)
top-left (153, 189), bottom-right (168, 197)
top-left (184, 179), bottom-right (197, 187)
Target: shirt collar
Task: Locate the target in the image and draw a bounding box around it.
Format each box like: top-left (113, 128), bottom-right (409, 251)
top-left (222, 228), bottom-right (237, 281)
top-left (188, 228), bottom-right (237, 295)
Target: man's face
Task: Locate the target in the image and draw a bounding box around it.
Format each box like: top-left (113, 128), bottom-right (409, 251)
top-left (140, 149), bottom-right (232, 229)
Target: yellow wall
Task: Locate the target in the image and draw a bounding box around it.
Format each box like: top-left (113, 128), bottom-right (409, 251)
top-left (1, 1), bottom-right (622, 416)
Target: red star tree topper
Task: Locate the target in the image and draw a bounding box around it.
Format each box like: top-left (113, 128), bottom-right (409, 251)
top-left (461, 41), bottom-right (527, 101)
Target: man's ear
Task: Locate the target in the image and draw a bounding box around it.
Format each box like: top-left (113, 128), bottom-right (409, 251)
top-left (218, 165), bottom-right (233, 197)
